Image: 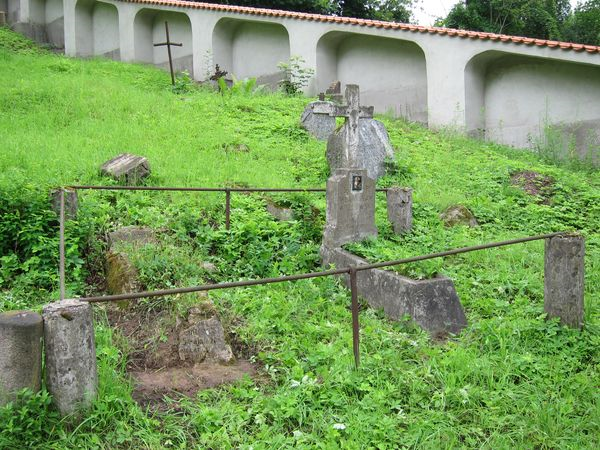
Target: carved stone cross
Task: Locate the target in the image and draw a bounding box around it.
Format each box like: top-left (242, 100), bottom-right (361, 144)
top-left (313, 85), bottom-right (373, 160)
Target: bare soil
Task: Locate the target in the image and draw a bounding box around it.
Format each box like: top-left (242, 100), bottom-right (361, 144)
top-left (105, 301), bottom-right (258, 409)
top-left (510, 171), bottom-right (554, 204)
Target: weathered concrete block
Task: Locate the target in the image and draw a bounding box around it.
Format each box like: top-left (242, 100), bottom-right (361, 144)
top-left (300, 101), bottom-right (337, 140)
top-left (105, 251), bottom-right (140, 295)
top-left (327, 119), bottom-right (394, 180)
top-left (0, 311), bottom-right (43, 406)
top-left (50, 189), bottom-right (78, 219)
top-left (544, 235), bottom-right (585, 328)
top-left (107, 226), bottom-right (155, 250)
top-left (323, 168), bottom-right (377, 247)
top-left (178, 317), bottom-right (234, 364)
top-left (266, 201), bottom-right (294, 222)
top-left (43, 299), bottom-right (97, 417)
top-left (100, 153), bottom-right (150, 185)
top-left (440, 205), bottom-right (478, 227)
top-left (321, 246), bottom-right (467, 337)
top-left (0, 11), bottom-right (6, 27)
top-left (387, 187), bottom-right (412, 234)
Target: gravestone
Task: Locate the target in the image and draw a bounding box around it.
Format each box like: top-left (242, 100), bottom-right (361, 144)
top-left (321, 85), bottom-right (394, 180)
top-left (440, 205), bottom-right (478, 227)
top-left (323, 168), bottom-right (377, 247)
top-left (326, 81), bottom-right (343, 104)
top-left (387, 187), bottom-right (413, 234)
top-left (300, 101), bottom-right (337, 141)
top-left (100, 154), bottom-right (150, 185)
top-left (0, 311), bottom-right (43, 407)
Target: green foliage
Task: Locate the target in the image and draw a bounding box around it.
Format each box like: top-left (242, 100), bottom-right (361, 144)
top-left (197, 1), bottom-right (414, 21)
top-left (277, 56), bottom-right (315, 95)
top-left (170, 70), bottom-right (196, 94)
top-left (563, 0), bottom-right (600, 45)
top-left (441, 0), bottom-right (572, 41)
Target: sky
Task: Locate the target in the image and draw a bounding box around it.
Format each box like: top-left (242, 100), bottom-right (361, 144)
top-left (412, 0), bottom-right (581, 26)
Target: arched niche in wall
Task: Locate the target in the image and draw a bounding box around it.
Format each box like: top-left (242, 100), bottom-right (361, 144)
top-left (75, 0), bottom-right (120, 59)
top-left (465, 51), bottom-right (600, 163)
top-left (45, 0), bottom-right (65, 49)
top-left (317, 31), bottom-right (428, 123)
top-left (134, 9), bottom-right (194, 77)
top-left (212, 18), bottom-right (290, 84)
top-left (7, 0), bottom-right (21, 24)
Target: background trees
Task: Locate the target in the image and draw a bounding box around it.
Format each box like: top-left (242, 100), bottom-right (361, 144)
top-left (199, 0), bottom-right (599, 45)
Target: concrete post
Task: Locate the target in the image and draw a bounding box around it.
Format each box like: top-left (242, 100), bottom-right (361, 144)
top-left (43, 299), bottom-right (98, 417)
top-left (0, 311), bottom-right (43, 406)
top-left (387, 187), bottom-right (412, 234)
top-left (50, 188), bottom-right (78, 219)
top-left (0, 11), bottom-right (6, 27)
top-left (544, 235), bottom-right (585, 328)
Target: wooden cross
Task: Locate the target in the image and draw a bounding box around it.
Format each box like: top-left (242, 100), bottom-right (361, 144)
top-left (313, 84), bottom-right (373, 159)
top-left (153, 21), bottom-right (182, 86)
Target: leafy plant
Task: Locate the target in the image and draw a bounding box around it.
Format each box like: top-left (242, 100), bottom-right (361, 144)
top-left (277, 56), bottom-right (315, 95)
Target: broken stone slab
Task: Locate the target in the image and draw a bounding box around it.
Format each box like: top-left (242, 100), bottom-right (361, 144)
top-left (266, 201), bottom-right (294, 222)
top-left (50, 189), bottom-right (78, 220)
top-left (100, 154), bottom-right (150, 185)
top-left (178, 317), bottom-right (234, 364)
top-left (321, 246), bottom-right (467, 337)
top-left (440, 205), bottom-right (478, 227)
top-left (300, 101), bottom-right (337, 141)
top-left (323, 168), bottom-right (377, 248)
top-left (327, 119), bottom-right (395, 180)
top-left (107, 226), bottom-right (156, 250)
top-left (544, 235), bottom-right (585, 328)
top-left (43, 299), bottom-right (98, 417)
top-left (387, 187), bottom-right (413, 234)
top-left (0, 311), bottom-right (43, 407)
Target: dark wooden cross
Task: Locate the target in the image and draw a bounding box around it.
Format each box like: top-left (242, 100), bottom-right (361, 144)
top-left (312, 84), bottom-right (373, 158)
top-left (153, 21), bottom-right (182, 86)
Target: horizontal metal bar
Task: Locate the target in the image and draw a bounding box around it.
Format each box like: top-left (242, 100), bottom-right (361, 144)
top-left (354, 232), bottom-right (567, 272)
top-left (74, 232), bottom-right (568, 304)
top-left (64, 185), bottom-right (389, 193)
top-left (80, 267), bottom-right (351, 303)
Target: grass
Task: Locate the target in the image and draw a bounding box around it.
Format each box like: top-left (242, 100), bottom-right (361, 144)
top-left (0, 28), bottom-right (599, 448)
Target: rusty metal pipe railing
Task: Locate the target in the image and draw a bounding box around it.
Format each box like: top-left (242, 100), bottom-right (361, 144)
top-left (65, 185), bottom-right (389, 230)
top-left (65, 185), bottom-right (389, 193)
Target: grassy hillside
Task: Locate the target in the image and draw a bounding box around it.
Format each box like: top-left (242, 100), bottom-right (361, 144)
top-left (0, 28), bottom-right (598, 449)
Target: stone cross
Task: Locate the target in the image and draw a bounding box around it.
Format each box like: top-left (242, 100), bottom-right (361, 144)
top-left (313, 85), bottom-right (373, 160)
top-left (153, 21), bottom-right (182, 86)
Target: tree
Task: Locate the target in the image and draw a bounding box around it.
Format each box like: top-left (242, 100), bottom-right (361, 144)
top-left (440, 0), bottom-right (572, 41)
top-left (198, 0), bottom-right (415, 22)
top-left (563, 0), bottom-right (600, 45)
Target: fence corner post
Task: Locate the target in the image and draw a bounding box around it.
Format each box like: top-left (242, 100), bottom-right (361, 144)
top-left (544, 234), bottom-right (585, 329)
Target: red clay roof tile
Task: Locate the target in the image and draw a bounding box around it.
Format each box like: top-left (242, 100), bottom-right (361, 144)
top-left (122, 0), bottom-right (600, 54)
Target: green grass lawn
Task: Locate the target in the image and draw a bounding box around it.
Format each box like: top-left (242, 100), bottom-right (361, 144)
top-left (0, 28), bottom-right (598, 449)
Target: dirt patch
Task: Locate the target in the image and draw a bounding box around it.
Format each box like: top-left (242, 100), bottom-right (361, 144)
top-left (511, 171), bottom-right (554, 204)
top-left (131, 361), bottom-right (257, 411)
top-left (105, 298), bottom-right (258, 409)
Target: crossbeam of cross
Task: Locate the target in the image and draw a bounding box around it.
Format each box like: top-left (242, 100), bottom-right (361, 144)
top-left (153, 21), bottom-right (182, 86)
